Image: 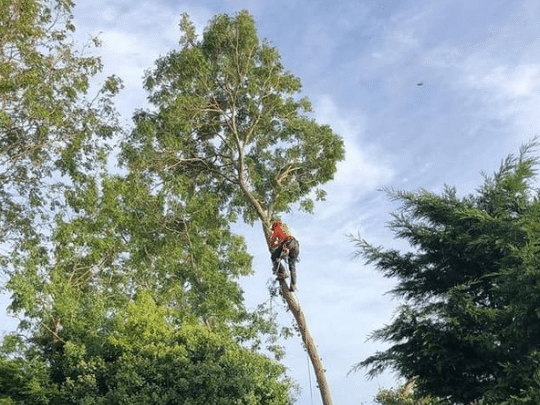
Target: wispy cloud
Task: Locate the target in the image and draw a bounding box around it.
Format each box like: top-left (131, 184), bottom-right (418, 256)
top-left (461, 62), bottom-right (540, 136)
top-left (75, 1), bottom-right (215, 121)
top-left (311, 95), bottom-right (395, 220)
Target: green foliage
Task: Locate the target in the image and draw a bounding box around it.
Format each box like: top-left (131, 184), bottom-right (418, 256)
top-left (7, 163), bottom-right (283, 357)
top-left (0, 291), bottom-right (296, 405)
top-left (45, 171), bottom-right (273, 339)
top-left (373, 380), bottom-right (439, 405)
top-left (0, 0), bottom-right (122, 263)
top-left (352, 141), bottom-right (540, 404)
top-left (1, 8), bottom-right (327, 404)
top-left (124, 10), bottom-right (344, 228)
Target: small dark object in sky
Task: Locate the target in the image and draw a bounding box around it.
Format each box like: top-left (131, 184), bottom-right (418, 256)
top-left (417, 82), bottom-right (423, 86)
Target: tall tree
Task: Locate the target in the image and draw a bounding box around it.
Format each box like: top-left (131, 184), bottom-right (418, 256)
top-left (0, 0), bottom-right (122, 262)
top-left (1, 0), bottom-right (121, 358)
top-left (1, 2), bottom-right (294, 402)
top-left (351, 141), bottom-right (540, 404)
top-left (125, 11), bottom-right (345, 405)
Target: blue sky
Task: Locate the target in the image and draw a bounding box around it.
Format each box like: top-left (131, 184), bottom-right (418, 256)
top-left (2, 0), bottom-right (540, 404)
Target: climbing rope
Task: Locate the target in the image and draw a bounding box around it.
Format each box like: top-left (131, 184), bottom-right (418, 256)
top-left (307, 350), bottom-right (314, 405)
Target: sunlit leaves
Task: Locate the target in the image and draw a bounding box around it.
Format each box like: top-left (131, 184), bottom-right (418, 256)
top-left (0, 0), bottom-right (122, 265)
top-left (1, 291), bottom-right (295, 404)
top-left (129, 10), bottom-right (344, 227)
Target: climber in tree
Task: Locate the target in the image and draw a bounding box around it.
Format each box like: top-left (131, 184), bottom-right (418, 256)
top-left (270, 220), bottom-right (300, 291)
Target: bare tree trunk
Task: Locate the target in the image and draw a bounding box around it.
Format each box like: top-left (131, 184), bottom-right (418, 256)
top-left (277, 262), bottom-right (334, 405)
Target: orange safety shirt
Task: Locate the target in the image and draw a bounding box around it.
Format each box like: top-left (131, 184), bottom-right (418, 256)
top-left (270, 222), bottom-right (293, 249)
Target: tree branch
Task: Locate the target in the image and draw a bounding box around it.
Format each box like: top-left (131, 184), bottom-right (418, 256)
top-left (273, 163), bottom-right (301, 188)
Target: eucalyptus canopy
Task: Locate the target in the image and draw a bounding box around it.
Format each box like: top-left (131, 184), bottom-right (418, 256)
top-left (124, 11), bottom-right (344, 405)
top-left (125, 11), bottom-right (344, 235)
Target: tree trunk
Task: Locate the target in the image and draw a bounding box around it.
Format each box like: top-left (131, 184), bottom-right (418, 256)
top-left (260, 219), bottom-right (334, 405)
top-left (277, 261), bottom-right (334, 405)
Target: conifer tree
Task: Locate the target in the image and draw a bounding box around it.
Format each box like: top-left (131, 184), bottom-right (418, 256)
top-left (352, 141), bottom-right (540, 404)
